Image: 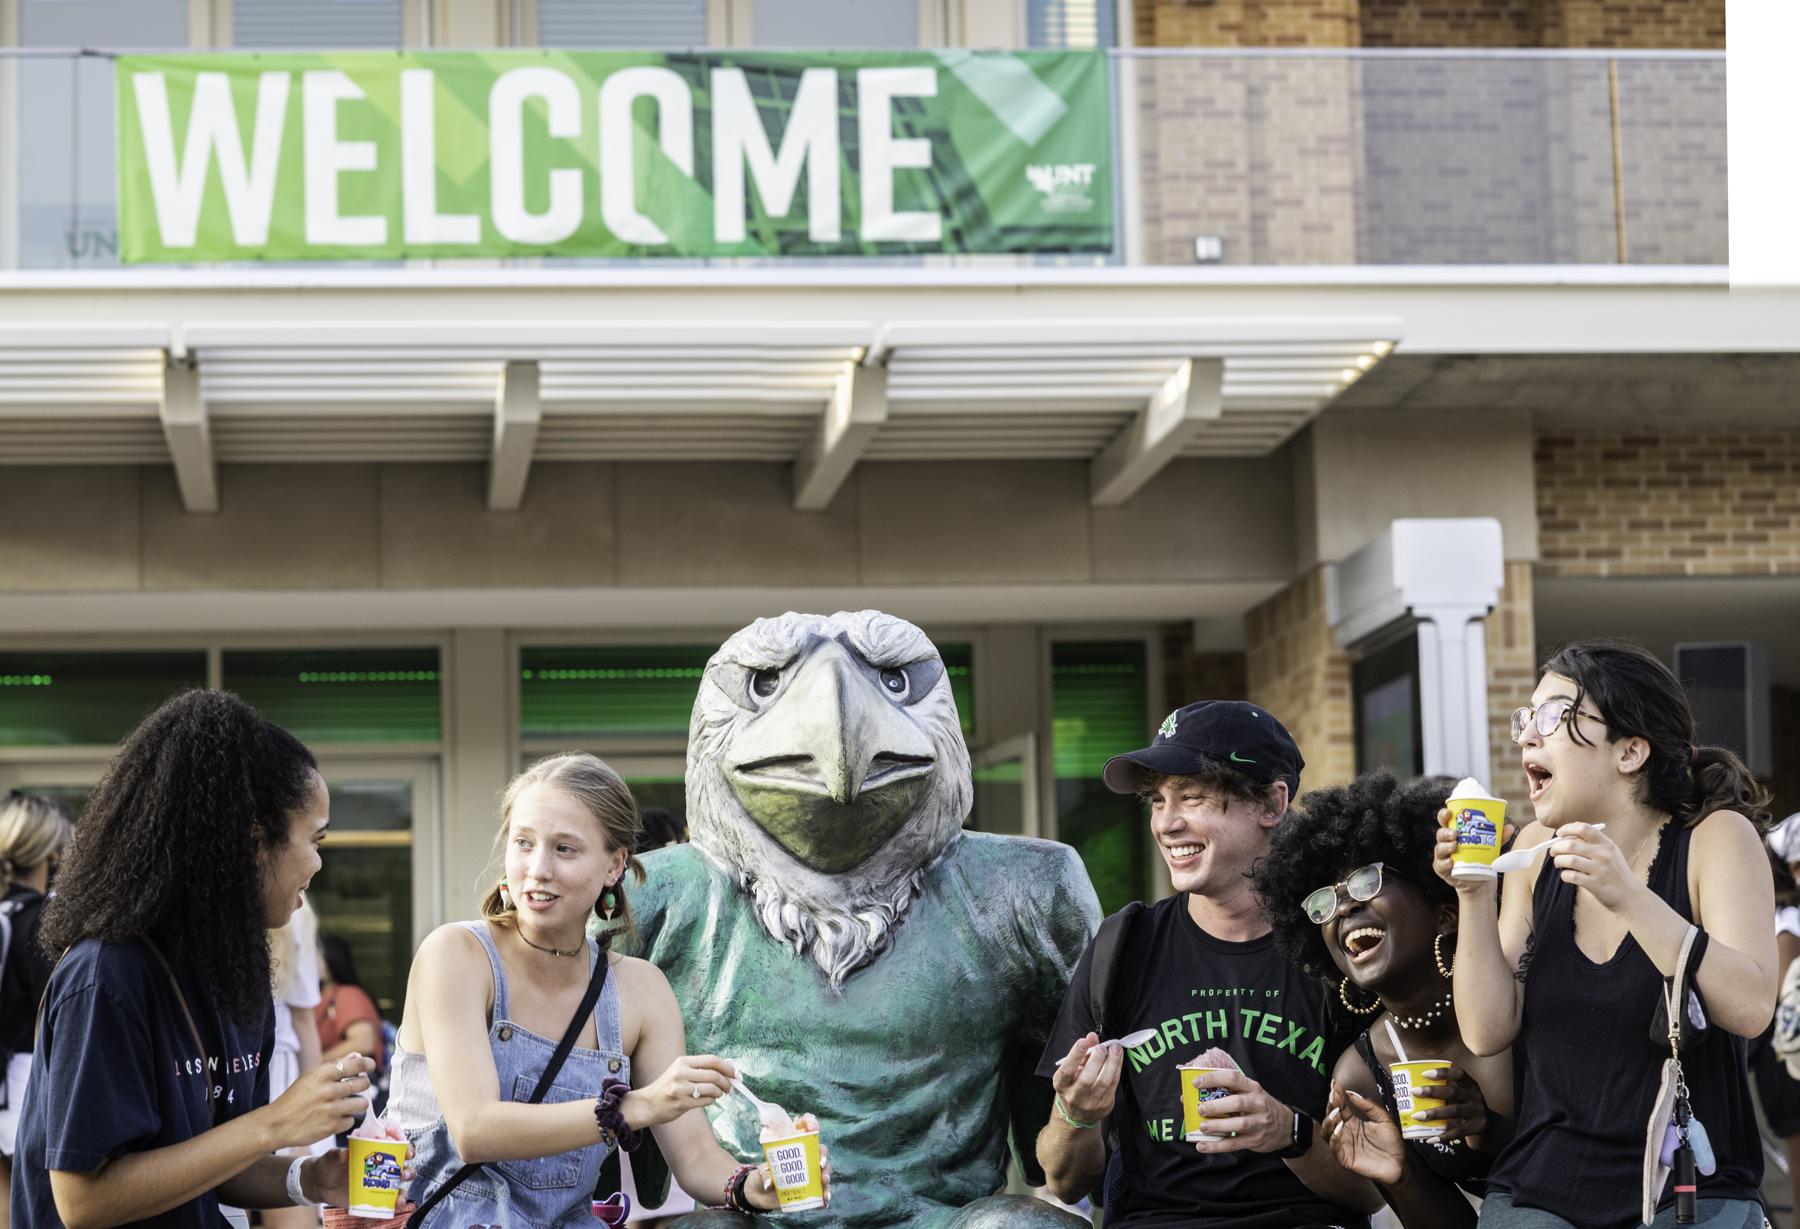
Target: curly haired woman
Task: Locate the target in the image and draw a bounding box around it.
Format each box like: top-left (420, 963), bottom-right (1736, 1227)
top-left (1255, 771), bottom-right (1510, 1229)
top-left (11, 690), bottom-right (400, 1229)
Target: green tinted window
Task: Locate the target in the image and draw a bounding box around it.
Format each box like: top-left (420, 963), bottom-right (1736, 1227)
top-left (1052, 641), bottom-right (1150, 915)
top-left (521, 642), bottom-right (974, 738)
top-left (223, 649), bottom-right (441, 742)
top-left (0, 651), bottom-right (206, 746)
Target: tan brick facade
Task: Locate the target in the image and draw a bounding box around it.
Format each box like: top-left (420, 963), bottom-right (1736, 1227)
top-left (1486, 561), bottom-right (1538, 817)
top-left (1357, 0), bottom-right (1722, 48)
top-left (1537, 432), bottom-right (1800, 578)
top-left (1245, 568), bottom-right (1357, 792)
top-left (1160, 624), bottom-right (1249, 710)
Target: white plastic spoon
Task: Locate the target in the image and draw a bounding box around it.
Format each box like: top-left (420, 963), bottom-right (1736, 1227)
top-left (1102, 1028), bottom-right (1158, 1051)
top-left (1490, 823), bottom-right (1605, 875)
top-left (731, 1077), bottom-right (796, 1135)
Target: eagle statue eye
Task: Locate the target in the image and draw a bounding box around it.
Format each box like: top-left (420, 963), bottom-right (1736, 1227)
top-left (750, 667), bottom-right (782, 701)
top-left (878, 668), bottom-right (908, 698)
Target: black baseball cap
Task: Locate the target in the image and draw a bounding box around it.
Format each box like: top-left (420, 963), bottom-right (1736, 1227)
top-left (1101, 700), bottom-right (1304, 796)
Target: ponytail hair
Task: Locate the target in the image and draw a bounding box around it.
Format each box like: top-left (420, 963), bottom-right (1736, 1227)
top-left (480, 752), bottom-right (647, 948)
top-left (1540, 639), bottom-right (1771, 829)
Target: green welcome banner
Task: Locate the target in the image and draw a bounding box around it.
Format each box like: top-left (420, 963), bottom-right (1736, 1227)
top-left (115, 50), bottom-right (1112, 262)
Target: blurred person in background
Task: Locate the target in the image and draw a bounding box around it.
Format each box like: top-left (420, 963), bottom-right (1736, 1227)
top-left (0, 792), bottom-right (72, 1229)
top-left (262, 897), bottom-right (327, 1229)
top-left (316, 934), bottom-right (384, 1071)
top-left (634, 806), bottom-right (686, 856)
top-left (1760, 813), bottom-right (1800, 1227)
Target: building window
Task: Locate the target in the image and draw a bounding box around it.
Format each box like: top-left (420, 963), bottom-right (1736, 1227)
top-left (308, 778), bottom-right (416, 1017)
top-left (1028, 0), bottom-right (1117, 48)
top-left (538, 0), bottom-right (708, 47)
top-left (222, 649), bottom-right (443, 743)
top-left (1353, 630), bottom-right (1424, 776)
top-left (750, 0), bottom-right (918, 48)
top-left (232, 0), bottom-right (403, 47)
top-left (0, 651), bottom-right (206, 746)
top-left (18, 0), bottom-right (188, 269)
top-left (1052, 640), bottom-right (1149, 914)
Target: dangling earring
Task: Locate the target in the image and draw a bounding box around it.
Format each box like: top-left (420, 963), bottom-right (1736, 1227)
top-left (1339, 976), bottom-right (1380, 1016)
top-left (1434, 933), bottom-right (1455, 979)
top-left (497, 879), bottom-right (513, 911)
top-left (596, 881), bottom-right (622, 931)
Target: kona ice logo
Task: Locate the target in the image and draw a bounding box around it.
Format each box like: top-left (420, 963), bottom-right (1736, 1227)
top-left (361, 1153), bottom-right (402, 1191)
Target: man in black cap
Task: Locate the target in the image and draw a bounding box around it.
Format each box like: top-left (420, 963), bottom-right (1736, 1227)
top-left (1033, 701), bottom-right (1377, 1228)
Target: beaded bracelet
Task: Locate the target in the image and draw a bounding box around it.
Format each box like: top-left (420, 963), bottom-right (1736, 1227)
top-left (592, 1078), bottom-right (642, 1152)
top-left (723, 1163), bottom-right (757, 1213)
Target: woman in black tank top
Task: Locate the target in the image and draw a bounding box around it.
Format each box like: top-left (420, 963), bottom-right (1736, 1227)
top-left (1434, 640), bottom-right (1777, 1229)
top-left (1256, 772), bottom-right (1511, 1229)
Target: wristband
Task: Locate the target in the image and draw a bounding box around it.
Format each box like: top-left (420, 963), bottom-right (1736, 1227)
top-left (593, 1079), bottom-right (643, 1152)
top-left (1054, 1094), bottom-right (1098, 1130)
top-left (285, 1155), bottom-right (324, 1207)
top-left (722, 1162), bottom-right (757, 1213)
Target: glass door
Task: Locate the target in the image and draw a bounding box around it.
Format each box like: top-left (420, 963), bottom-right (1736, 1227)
top-left (309, 760), bottom-right (438, 1020)
top-left (968, 735), bottom-right (1040, 837)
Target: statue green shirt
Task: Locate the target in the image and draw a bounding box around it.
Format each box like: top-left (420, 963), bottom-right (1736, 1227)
top-left (630, 832), bottom-right (1101, 1229)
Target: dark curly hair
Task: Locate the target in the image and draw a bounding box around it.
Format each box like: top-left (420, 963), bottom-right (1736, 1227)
top-left (1540, 638), bottom-right (1772, 830)
top-left (1253, 770), bottom-right (1456, 979)
top-left (40, 689), bottom-right (318, 1027)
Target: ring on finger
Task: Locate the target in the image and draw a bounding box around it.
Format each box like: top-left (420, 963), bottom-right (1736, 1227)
top-left (691, 1082), bottom-right (703, 1099)
top-left (334, 1059), bottom-right (347, 1079)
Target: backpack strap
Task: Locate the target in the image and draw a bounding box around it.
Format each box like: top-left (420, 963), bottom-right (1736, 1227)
top-left (1085, 900), bottom-right (1145, 1161)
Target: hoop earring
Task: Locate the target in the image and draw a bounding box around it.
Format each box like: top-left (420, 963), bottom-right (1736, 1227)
top-left (497, 879), bottom-right (513, 912)
top-left (1434, 933), bottom-right (1455, 979)
top-left (1339, 976), bottom-right (1380, 1016)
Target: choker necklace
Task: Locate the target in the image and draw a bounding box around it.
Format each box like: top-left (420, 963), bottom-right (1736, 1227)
top-left (516, 928), bottom-right (582, 958)
top-left (1387, 990), bottom-right (1453, 1030)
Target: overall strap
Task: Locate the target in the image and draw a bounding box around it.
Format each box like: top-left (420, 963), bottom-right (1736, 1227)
top-left (461, 920), bottom-right (510, 1022)
top-left (405, 947), bottom-right (610, 1229)
top-left (591, 939), bottom-right (625, 1055)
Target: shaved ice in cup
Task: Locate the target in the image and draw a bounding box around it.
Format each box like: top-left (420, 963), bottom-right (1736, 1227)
top-left (1447, 778), bottom-right (1506, 879)
top-left (346, 1117), bottom-right (406, 1219)
top-left (1389, 1061), bottom-right (1449, 1140)
top-left (760, 1113), bottom-right (825, 1212)
top-left (1178, 1048), bottom-right (1239, 1142)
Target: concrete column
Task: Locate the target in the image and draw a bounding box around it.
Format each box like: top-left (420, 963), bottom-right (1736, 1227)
top-left (443, 628), bottom-right (513, 924)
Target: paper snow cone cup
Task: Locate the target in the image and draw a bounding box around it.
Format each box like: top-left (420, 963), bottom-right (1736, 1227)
top-left (1390, 1061), bottom-right (1449, 1140)
top-left (347, 1136), bottom-right (405, 1218)
top-left (1177, 1064), bottom-right (1234, 1142)
top-left (760, 1130), bottom-right (825, 1212)
top-left (1448, 796), bottom-right (1505, 879)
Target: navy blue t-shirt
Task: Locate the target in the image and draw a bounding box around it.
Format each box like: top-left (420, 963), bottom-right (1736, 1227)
top-left (11, 938), bottom-right (274, 1229)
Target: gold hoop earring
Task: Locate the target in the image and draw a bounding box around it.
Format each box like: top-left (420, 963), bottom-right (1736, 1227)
top-left (1339, 976), bottom-right (1380, 1016)
top-left (1434, 933), bottom-right (1454, 979)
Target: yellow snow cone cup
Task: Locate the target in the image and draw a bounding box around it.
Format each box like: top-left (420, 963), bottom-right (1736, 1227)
top-left (1389, 1061), bottom-right (1449, 1140)
top-left (760, 1128), bottom-right (825, 1212)
top-left (1448, 796), bottom-right (1506, 879)
top-left (347, 1135), bottom-right (405, 1218)
top-left (1177, 1064), bottom-right (1234, 1142)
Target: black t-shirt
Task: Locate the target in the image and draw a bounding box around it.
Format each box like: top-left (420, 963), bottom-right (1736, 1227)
top-left (0, 884), bottom-right (53, 1060)
top-left (11, 938), bottom-right (274, 1229)
top-left (1038, 896), bottom-right (1368, 1229)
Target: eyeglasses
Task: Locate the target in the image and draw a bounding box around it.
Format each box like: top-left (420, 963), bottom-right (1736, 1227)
top-left (1301, 862), bottom-right (1386, 925)
top-left (1510, 697), bottom-right (1603, 744)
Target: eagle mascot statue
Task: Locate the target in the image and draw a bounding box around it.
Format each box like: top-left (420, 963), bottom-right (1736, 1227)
top-left (630, 610), bottom-right (1101, 1228)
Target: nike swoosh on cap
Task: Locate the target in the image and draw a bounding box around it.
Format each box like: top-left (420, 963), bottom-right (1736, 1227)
top-left (1230, 751), bottom-right (1256, 764)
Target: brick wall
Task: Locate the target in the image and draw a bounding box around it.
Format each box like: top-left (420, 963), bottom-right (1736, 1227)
top-left (1137, 0), bottom-right (1359, 48)
top-left (1546, 0), bottom-right (1724, 49)
top-left (1245, 568), bottom-right (1357, 792)
top-left (1160, 624), bottom-right (1248, 708)
top-left (1537, 432), bottom-right (1800, 578)
top-left (1360, 0), bottom-right (1536, 47)
top-left (1486, 562), bottom-right (1538, 818)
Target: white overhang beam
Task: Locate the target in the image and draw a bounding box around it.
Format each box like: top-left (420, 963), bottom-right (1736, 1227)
top-left (488, 360), bottom-right (542, 512)
top-left (1089, 358), bottom-right (1224, 506)
top-left (158, 357), bottom-right (217, 514)
top-left (793, 362), bottom-right (888, 511)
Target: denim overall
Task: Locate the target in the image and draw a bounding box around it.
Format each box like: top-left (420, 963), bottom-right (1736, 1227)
top-left (400, 921), bottom-right (629, 1228)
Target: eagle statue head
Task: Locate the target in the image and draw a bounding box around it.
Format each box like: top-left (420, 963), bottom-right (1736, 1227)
top-left (686, 610), bottom-right (972, 989)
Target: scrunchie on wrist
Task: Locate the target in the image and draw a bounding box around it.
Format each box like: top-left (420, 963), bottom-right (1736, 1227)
top-left (593, 1078), bottom-right (643, 1152)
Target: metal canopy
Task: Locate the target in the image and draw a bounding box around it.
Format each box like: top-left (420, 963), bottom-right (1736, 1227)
top-left (0, 317), bottom-right (1400, 511)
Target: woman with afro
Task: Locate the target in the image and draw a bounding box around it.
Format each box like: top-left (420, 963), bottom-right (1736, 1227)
top-left (1254, 770), bottom-right (1511, 1228)
top-left (10, 690), bottom-right (405, 1229)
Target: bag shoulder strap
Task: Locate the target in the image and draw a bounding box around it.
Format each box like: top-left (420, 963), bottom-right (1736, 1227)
top-left (1087, 901), bottom-right (1145, 1040)
top-left (406, 945), bottom-right (610, 1228)
top-left (143, 939), bottom-right (218, 1127)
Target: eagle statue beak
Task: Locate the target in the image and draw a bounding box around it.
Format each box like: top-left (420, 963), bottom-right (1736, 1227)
top-left (727, 642), bottom-right (938, 873)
